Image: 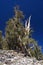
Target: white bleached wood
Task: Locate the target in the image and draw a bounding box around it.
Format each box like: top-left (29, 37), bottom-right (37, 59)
top-left (25, 16), bottom-right (31, 34)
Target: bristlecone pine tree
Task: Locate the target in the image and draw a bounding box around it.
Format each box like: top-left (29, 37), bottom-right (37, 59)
top-left (0, 6), bottom-right (43, 60)
top-left (0, 31), bottom-right (3, 49)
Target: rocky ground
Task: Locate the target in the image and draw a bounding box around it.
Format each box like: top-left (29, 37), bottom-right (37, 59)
top-left (0, 50), bottom-right (43, 65)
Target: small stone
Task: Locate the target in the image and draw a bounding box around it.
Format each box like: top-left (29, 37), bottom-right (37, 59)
top-left (4, 64), bottom-right (7, 65)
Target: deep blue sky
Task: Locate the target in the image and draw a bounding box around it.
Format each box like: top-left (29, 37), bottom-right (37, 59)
top-left (0, 0), bottom-right (43, 51)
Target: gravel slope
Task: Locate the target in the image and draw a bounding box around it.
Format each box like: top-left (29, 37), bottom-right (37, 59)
top-left (0, 50), bottom-right (43, 65)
